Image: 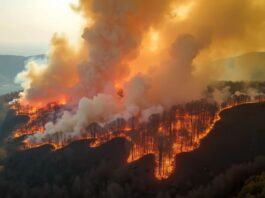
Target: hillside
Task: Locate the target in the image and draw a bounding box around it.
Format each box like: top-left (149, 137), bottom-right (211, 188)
top-left (0, 102), bottom-right (264, 197)
top-left (205, 52), bottom-right (265, 81)
top-left (0, 55), bottom-right (45, 95)
top-left (171, 103), bottom-right (265, 196)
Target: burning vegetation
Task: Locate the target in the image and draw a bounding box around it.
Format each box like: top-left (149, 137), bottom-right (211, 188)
top-left (11, 89), bottom-right (265, 179)
top-left (11, 102), bottom-right (63, 139)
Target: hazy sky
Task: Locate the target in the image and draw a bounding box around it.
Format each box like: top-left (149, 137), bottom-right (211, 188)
top-left (0, 0), bottom-right (83, 56)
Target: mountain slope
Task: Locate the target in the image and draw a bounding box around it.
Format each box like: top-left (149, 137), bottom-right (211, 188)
top-left (201, 51), bottom-right (265, 81)
top-left (0, 55), bottom-right (45, 95)
top-left (0, 103), bottom-right (264, 197)
top-left (0, 55), bottom-right (26, 79)
top-left (171, 103), bottom-right (265, 195)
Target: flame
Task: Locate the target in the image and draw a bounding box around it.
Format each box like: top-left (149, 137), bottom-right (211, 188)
top-left (12, 96), bottom-right (265, 180)
top-left (11, 101), bottom-right (63, 139)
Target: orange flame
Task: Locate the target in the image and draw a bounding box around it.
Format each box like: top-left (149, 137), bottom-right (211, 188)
top-left (12, 96), bottom-right (265, 180)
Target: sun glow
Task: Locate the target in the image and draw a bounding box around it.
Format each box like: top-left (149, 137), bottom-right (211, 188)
top-left (150, 30), bottom-right (160, 52)
top-left (170, 1), bottom-right (195, 21)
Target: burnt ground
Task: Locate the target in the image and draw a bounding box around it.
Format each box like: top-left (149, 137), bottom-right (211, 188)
top-left (0, 103), bottom-right (264, 197)
top-left (169, 102), bottom-right (265, 195)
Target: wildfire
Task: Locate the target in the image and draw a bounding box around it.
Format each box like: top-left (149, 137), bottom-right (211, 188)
top-left (11, 101), bottom-right (64, 139)
top-left (8, 0), bottom-right (265, 184)
top-left (11, 95), bottom-right (265, 180)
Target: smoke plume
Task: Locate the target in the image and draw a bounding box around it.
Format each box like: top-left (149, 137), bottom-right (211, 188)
top-left (16, 0), bottom-right (265, 143)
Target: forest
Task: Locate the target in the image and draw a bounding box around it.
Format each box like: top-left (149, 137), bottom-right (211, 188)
top-left (0, 82), bottom-right (264, 197)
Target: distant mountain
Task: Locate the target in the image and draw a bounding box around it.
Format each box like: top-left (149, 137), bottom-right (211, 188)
top-left (0, 52), bottom-right (264, 96)
top-left (205, 52), bottom-right (265, 81)
top-left (0, 54), bottom-right (45, 95)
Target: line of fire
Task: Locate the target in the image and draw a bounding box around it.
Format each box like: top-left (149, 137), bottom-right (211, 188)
top-left (10, 93), bottom-right (265, 180)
